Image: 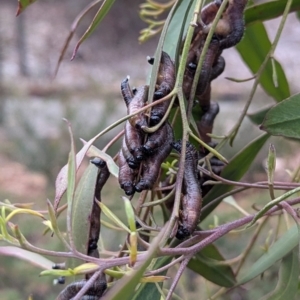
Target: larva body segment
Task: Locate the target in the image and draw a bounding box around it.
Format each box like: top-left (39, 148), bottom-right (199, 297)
top-left (172, 141), bottom-right (202, 240)
top-left (88, 163), bottom-right (110, 260)
top-left (154, 51), bottom-right (176, 100)
top-left (210, 55), bottom-right (225, 81)
top-left (124, 120), bottom-right (144, 162)
top-left (121, 77), bottom-right (134, 108)
top-left (149, 51), bottom-right (176, 125)
top-left (201, 0), bottom-right (222, 25)
top-left (197, 100), bottom-right (220, 143)
top-left (142, 121), bottom-right (170, 155)
top-left (118, 149), bottom-right (137, 196)
top-left (195, 39), bottom-right (220, 98)
top-left (217, 0), bottom-right (248, 50)
top-left (127, 85), bottom-right (149, 129)
top-left (56, 279), bottom-right (107, 300)
top-left (135, 122), bottom-right (174, 192)
top-left (121, 138), bottom-right (140, 169)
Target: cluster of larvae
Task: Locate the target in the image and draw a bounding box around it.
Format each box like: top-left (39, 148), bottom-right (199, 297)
top-left (118, 51), bottom-right (175, 195)
top-left (118, 0), bottom-right (247, 239)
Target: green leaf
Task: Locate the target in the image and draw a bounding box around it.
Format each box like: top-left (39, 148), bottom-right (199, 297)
top-left (163, 0), bottom-right (194, 61)
top-left (260, 93), bottom-right (300, 139)
top-left (0, 246), bottom-right (54, 270)
top-left (236, 22), bottom-right (290, 102)
top-left (201, 134), bottom-right (270, 220)
top-left (237, 226), bottom-right (299, 285)
top-left (247, 105), bottom-right (273, 125)
top-left (16, 0), bottom-right (38, 16)
top-left (101, 228), bottom-right (165, 300)
top-left (260, 247), bottom-right (299, 300)
top-left (71, 163), bottom-right (98, 262)
top-left (72, 0), bottom-right (117, 59)
top-left (187, 244), bottom-right (236, 287)
top-left (245, 0), bottom-right (300, 26)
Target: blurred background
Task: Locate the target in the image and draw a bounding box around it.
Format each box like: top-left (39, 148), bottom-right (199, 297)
top-left (0, 0), bottom-right (300, 299)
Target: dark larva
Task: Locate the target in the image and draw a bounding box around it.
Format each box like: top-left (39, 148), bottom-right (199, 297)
top-left (118, 149), bottom-right (137, 196)
top-left (88, 162), bottom-right (110, 260)
top-left (154, 51), bottom-right (176, 100)
top-left (121, 137), bottom-right (140, 169)
top-left (121, 77), bottom-right (134, 108)
top-left (124, 120), bottom-right (144, 162)
top-left (90, 157), bottom-right (107, 169)
top-left (213, 0), bottom-right (248, 50)
top-left (56, 163), bottom-right (108, 300)
top-left (56, 278), bottom-right (107, 300)
top-left (135, 122), bottom-right (174, 192)
top-left (142, 121), bottom-right (170, 155)
top-left (149, 51), bottom-right (175, 126)
top-left (197, 100), bottom-right (219, 143)
top-left (195, 39), bottom-right (220, 98)
top-left (210, 55), bottom-right (225, 81)
top-left (127, 85), bottom-right (149, 129)
top-left (172, 141), bottom-right (202, 240)
top-left (200, 0), bottom-right (222, 25)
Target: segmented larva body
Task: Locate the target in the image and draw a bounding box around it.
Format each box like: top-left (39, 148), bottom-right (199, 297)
top-left (135, 122), bottom-right (174, 192)
top-left (197, 100), bottom-right (220, 143)
top-left (121, 77), bottom-right (134, 108)
top-left (200, 0), bottom-right (247, 50)
top-left (172, 141), bottom-right (202, 240)
top-left (121, 137), bottom-right (140, 169)
top-left (142, 121), bottom-right (169, 155)
top-left (217, 0), bottom-right (247, 50)
top-left (87, 162), bottom-right (110, 260)
top-left (56, 161), bottom-right (108, 300)
top-left (148, 51), bottom-right (175, 125)
top-left (124, 119), bottom-right (144, 163)
top-left (195, 39), bottom-right (221, 98)
top-left (118, 149), bottom-right (137, 196)
top-left (200, 0), bottom-right (222, 25)
top-left (56, 279), bottom-right (107, 300)
top-left (127, 85), bottom-right (149, 129)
